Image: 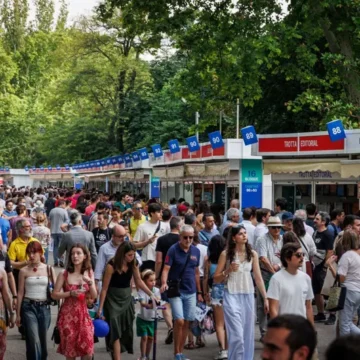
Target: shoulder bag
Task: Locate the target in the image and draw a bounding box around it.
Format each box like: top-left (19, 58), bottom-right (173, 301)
top-left (51, 301), bottom-right (61, 344)
top-left (297, 236), bottom-right (313, 278)
top-left (167, 250), bottom-right (191, 298)
top-left (326, 275), bottom-right (347, 312)
top-left (46, 265), bottom-right (58, 306)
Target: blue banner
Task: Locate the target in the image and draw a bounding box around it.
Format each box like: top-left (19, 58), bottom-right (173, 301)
top-left (151, 176), bottom-right (160, 198)
top-left (139, 148), bottom-right (149, 160)
top-left (168, 139), bottom-right (180, 154)
top-left (186, 136), bottom-right (200, 152)
top-left (208, 131), bottom-right (224, 149)
top-left (151, 144), bottom-right (163, 158)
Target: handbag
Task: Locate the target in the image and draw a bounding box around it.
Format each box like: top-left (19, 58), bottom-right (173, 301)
top-left (51, 301), bottom-right (61, 344)
top-left (326, 276), bottom-right (347, 312)
top-left (47, 265), bottom-right (58, 306)
top-left (167, 251), bottom-right (191, 298)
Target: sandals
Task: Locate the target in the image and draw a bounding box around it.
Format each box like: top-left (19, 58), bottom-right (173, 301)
top-left (184, 341), bottom-right (197, 350)
top-left (196, 337), bottom-right (205, 348)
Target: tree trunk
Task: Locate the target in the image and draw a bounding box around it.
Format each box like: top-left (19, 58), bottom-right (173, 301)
top-left (115, 69), bottom-right (127, 153)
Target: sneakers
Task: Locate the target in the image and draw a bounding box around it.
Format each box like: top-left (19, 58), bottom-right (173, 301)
top-left (214, 350), bottom-right (228, 360)
top-left (181, 355), bottom-right (190, 360)
top-left (175, 354), bottom-right (189, 360)
top-left (325, 313), bottom-right (336, 325)
top-left (314, 313), bottom-right (326, 322)
top-left (165, 328), bottom-right (173, 344)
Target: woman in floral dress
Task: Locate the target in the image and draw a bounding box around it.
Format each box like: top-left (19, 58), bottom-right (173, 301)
top-left (52, 243), bottom-right (98, 359)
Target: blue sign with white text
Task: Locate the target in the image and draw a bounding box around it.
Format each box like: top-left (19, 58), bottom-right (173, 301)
top-left (124, 154), bottom-right (132, 163)
top-left (132, 151), bottom-right (140, 162)
top-left (168, 139), bottom-right (180, 154)
top-left (208, 131), bottom-right (224, 149)
top-left (139, 148), bottom-right (149, 160)
top-left (327, 119), bottom-right (346, 142)
top-left (151, 144), bottom-right (163, 158)
top-left (241, 125), bottom-right (258, 146)
top-left (24, 166), bottom-right (29, 171)
top-left (241, 183), bottom-right (262, 208)
top-left (186, 136), bottom-right (200, 152)
top-left (151, 176), bottom-right (160, 198)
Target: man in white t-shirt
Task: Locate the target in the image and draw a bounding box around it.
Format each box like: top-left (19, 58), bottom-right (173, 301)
top-left (267, 242), bottom-right (314, 325)
top-left (133, 203), bottom-right (169, 271)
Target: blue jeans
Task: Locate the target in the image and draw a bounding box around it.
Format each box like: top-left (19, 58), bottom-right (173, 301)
top-left (339, 289), bottom-right (360, 336)
top-left (44, 247), bottom-right (48, 263)
top-left (169, 292), bottom-right (196, 321)
top-left (22, 300), bottom-right (51, 360)
top-left (52, 233), bottom-right (62, 264)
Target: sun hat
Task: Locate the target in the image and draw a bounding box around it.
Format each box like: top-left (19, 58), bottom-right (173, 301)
top-left (267, 216), bottom-right (284, 227)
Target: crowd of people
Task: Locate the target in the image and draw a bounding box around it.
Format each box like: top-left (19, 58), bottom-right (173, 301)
top-left (0, 186), bottom-right (359, 359)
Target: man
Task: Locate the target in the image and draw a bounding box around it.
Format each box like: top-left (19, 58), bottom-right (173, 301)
top-left (9, 204), bottom-right (32, 241)
top-left (294, 209), bottom-right (314, 236)
top-left (267, 243), bottom-right (314, 325)
top-left (240, 207), bottom-right (256, 246)
top-left (161, 225), bottom-right (203, 360)
top-left (312, 211), bottom-right (334, 322)
top-left (275, 198), bottom-right (288, 221)
top-left (261, 315), bottom-right (317, 360)
top-left (328, 208), bottom-right (345, 239)
top-left (281, 212), bottom-right (294, 233)
top-left (114, 192), bottom-right (132, 218)
top-left (92, 212), bottom-right (112, 253)
top-left (254, 208), bottom-right (271, 248)
top-left (129, 202), bottom-right (146, 237)
top-left (85, 194), bottom-right (100, 216)
top-left (221, 199), bottom-right (241, 224)
top-left (58, 211), bottom-right (97, 269)
top-left (94, 225), bottom-right (126, 287)
top-left (88, 202), bottom-right (110, 232)
top-left (48, 200), bottom-right (69, 267)
top-left (256, 216), bottom-right (284, 342)
top-left (326, 335), bottom-right (360, 360)
top-left (162, 209), bottom-right (172, 233)
top-left (305, 203), bottom-right (317, 228)
top-left (199, 213), bottom-right (220, 246)
top-left (3, 200), bottom-right (17, 220)
top-left (219, 208), bottom-right (240, 236)
top-left (155, 216), bottom-right (182, 345)
top-left (0, 205), bottom-right (11, 251)
top-left (133, 203), bottom-right (169, 271)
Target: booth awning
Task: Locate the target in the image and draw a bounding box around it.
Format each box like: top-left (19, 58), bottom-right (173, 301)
top-left (153, 167), bottom-right (167, 178)
top-left (341, 162), bottom-right (360, 178)
top-left (135, 171), bottom-right (144, 180)
top-left (167, 166), bottom-right (184, 179)
top-left (185, 164), bottom-right (206, 176)
top-left (205, 162), bottom-right (229, 176)
top-left (263, 162), bottom-right (341, 175)
top-left (79, 172), bottom-right (116, 179)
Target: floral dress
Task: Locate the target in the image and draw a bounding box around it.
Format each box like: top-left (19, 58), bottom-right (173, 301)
top-left (57, 271), bottom-right (94, 357)
top-left (0, 279), bottom-right (7, 360)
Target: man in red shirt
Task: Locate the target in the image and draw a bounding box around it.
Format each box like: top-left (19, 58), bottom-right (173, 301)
top-left (85, 195), bottom-right (100, 216)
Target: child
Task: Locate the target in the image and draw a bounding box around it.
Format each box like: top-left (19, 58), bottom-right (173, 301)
top-left (136, 270), bottom-right (161, 360)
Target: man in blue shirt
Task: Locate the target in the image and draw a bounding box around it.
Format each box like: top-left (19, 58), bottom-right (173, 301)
top-left (3, 200), bottom-right (17, 220)
top-left (199, 213), bottom-right (220, 246)
top-left (0, 205), bottom-right (11, 250)
top-left (161, 225), bottom-right (203, 360)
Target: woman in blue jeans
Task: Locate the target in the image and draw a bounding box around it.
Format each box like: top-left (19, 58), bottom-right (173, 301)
top-left (329, 230), bottom-right (360, 336)
top-left (16, 241), bottom-right (56, 360)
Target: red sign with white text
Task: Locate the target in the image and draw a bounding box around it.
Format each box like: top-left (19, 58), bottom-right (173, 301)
top-left (258, 137), bottom-right (298, 153)
top-left (258, 135), bottom-right (345, 153)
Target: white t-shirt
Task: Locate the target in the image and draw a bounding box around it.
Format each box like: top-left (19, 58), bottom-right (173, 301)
top-left (133, 221), bottom-right (169, 262)
top-left (196, 243), bottom-right (208, 277)
top-left (241, 220), bottom-right (256, 246)
top-left (338, 250), bottom-right (360, 292)
top-left (267, 269), bottom-right (314, 318)
top-left (137, 287), bottom-right (161, 321)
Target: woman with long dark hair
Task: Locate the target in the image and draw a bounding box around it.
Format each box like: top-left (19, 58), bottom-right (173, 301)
top-left (52, 243), bottom-right (97, 359)
top-left (97, 242), bottom-right (155, 360)
top-left (203, 235), bottom-right (227, 359)
top-left (214, 225), bottom-right (268, 360)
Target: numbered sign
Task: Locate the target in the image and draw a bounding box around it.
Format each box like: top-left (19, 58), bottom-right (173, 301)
top-left (327, 119), bottom-right (346, 142)
top-left (208, 131), bottom-right (224, 149)
top-left (168, 139), bottom-right (180, 154)
top-left (111, 157), bottom-right (117, 164)
top-left (124, 154), bottom-right (132, 163)
top-left (5, 167), bottom-right (9, 172)
top-left (151, 144), bottom-right (163, 158)
top-left (186, 135), bottom-right (200, 152)
top-left (24, 165), bottom-right (29, 171)
top-left (241, 126), bottom-right (258, 146)
top-left (116, 156), bottom-right (123, 164)
top-left (48, 165), bottom-right (52, 171)
top-left (132, 151), bottom-right (140, 162)
top-left (56, 164), bottom-right (61, 171)
top-left (96, 161), bottom-right (101, 167)
top-left (106, 158), bottom-right (111, 165)
top-left (139, 148), bottom-right (149, 160)
top-left (40, 166), bottom-right (44, 171)
top-left (65, 164), bottom-right (70, 171)
top-left (32, 166), bottom-right (36, 171)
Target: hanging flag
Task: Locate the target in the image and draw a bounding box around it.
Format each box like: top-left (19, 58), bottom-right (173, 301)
top-left (151, 144), bottom-right (163, 158)
top-left (241, 126), bottom-right (258, 146)
top-left (208, 131), bottom-right (224, 149)
top-left (168, 139), bottom-right (180, 154)
top-left (186, 136), bottom-right (200, 152)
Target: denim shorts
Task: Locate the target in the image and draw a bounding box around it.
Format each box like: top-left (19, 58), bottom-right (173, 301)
top-left (211, 284), bottom-right (225, 306)
top-left (169, 292), bottom-right (196, 321)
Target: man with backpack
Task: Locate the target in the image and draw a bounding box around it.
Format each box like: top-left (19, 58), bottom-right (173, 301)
top-left (328, 209), bottom-right (345, 239)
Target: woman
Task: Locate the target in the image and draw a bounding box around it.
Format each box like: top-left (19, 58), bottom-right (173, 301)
top-left (109, 206), bottom-right (123, 230)
top-left (52, 243), bottom-right (97, 359)
top-left (16, 241), bottom-right (55, 360)
top-left (195, 201), bottom-right (210, 231)
top-left (97, 242), bottom-right (156, 360)
top-left (32, 214), bottom-right (51, 263)
top-left (214, 225), bottom-right (268, 360)
top-left (0, 268), bottom-right (15, 360)
top-left (203, 235), bottom-right (227, 359)
top-left (327, 230), bottom-right (360, 336)
top-left (292, 218), bottom-right (317, 276)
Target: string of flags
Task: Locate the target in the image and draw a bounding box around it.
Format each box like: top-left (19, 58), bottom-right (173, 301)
top-left (23, 119), bottom-right (346, 171)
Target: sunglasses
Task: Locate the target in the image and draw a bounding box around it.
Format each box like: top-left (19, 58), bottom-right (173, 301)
top-left (135, 207), bottom-right (142, 210)
top-left (269, 226), bottom-right (282, 229)
top-left (182, 236), bottom-right (193, 240)
top-left (293, 252), bottom-right (305, 258)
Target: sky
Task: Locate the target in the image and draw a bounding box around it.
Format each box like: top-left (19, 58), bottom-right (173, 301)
top-left (67, 0), bottom-right (99, 20)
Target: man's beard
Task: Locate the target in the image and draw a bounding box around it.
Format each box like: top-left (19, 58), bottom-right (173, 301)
top-left (24, 231), bottom-right (33, 238)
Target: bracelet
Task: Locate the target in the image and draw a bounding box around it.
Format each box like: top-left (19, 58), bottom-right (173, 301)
top-left (197, 291), bottom-right (202, 295)
top-left (12, 296), bottom-right (17, 299)
top-left (87, 281), bottom-right (93, 286)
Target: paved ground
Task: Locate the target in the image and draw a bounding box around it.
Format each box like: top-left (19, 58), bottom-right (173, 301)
top-left (5, 254), bottom-right (337, 359)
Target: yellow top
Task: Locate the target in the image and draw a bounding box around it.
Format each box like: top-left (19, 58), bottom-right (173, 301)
top-left (8, 237), bottom-right (40, 262)
top-left (129, 215), bottom-right (146, 237)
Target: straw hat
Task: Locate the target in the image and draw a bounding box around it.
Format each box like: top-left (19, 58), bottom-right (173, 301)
top-left (267, 216), bottom-right (284, 227)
